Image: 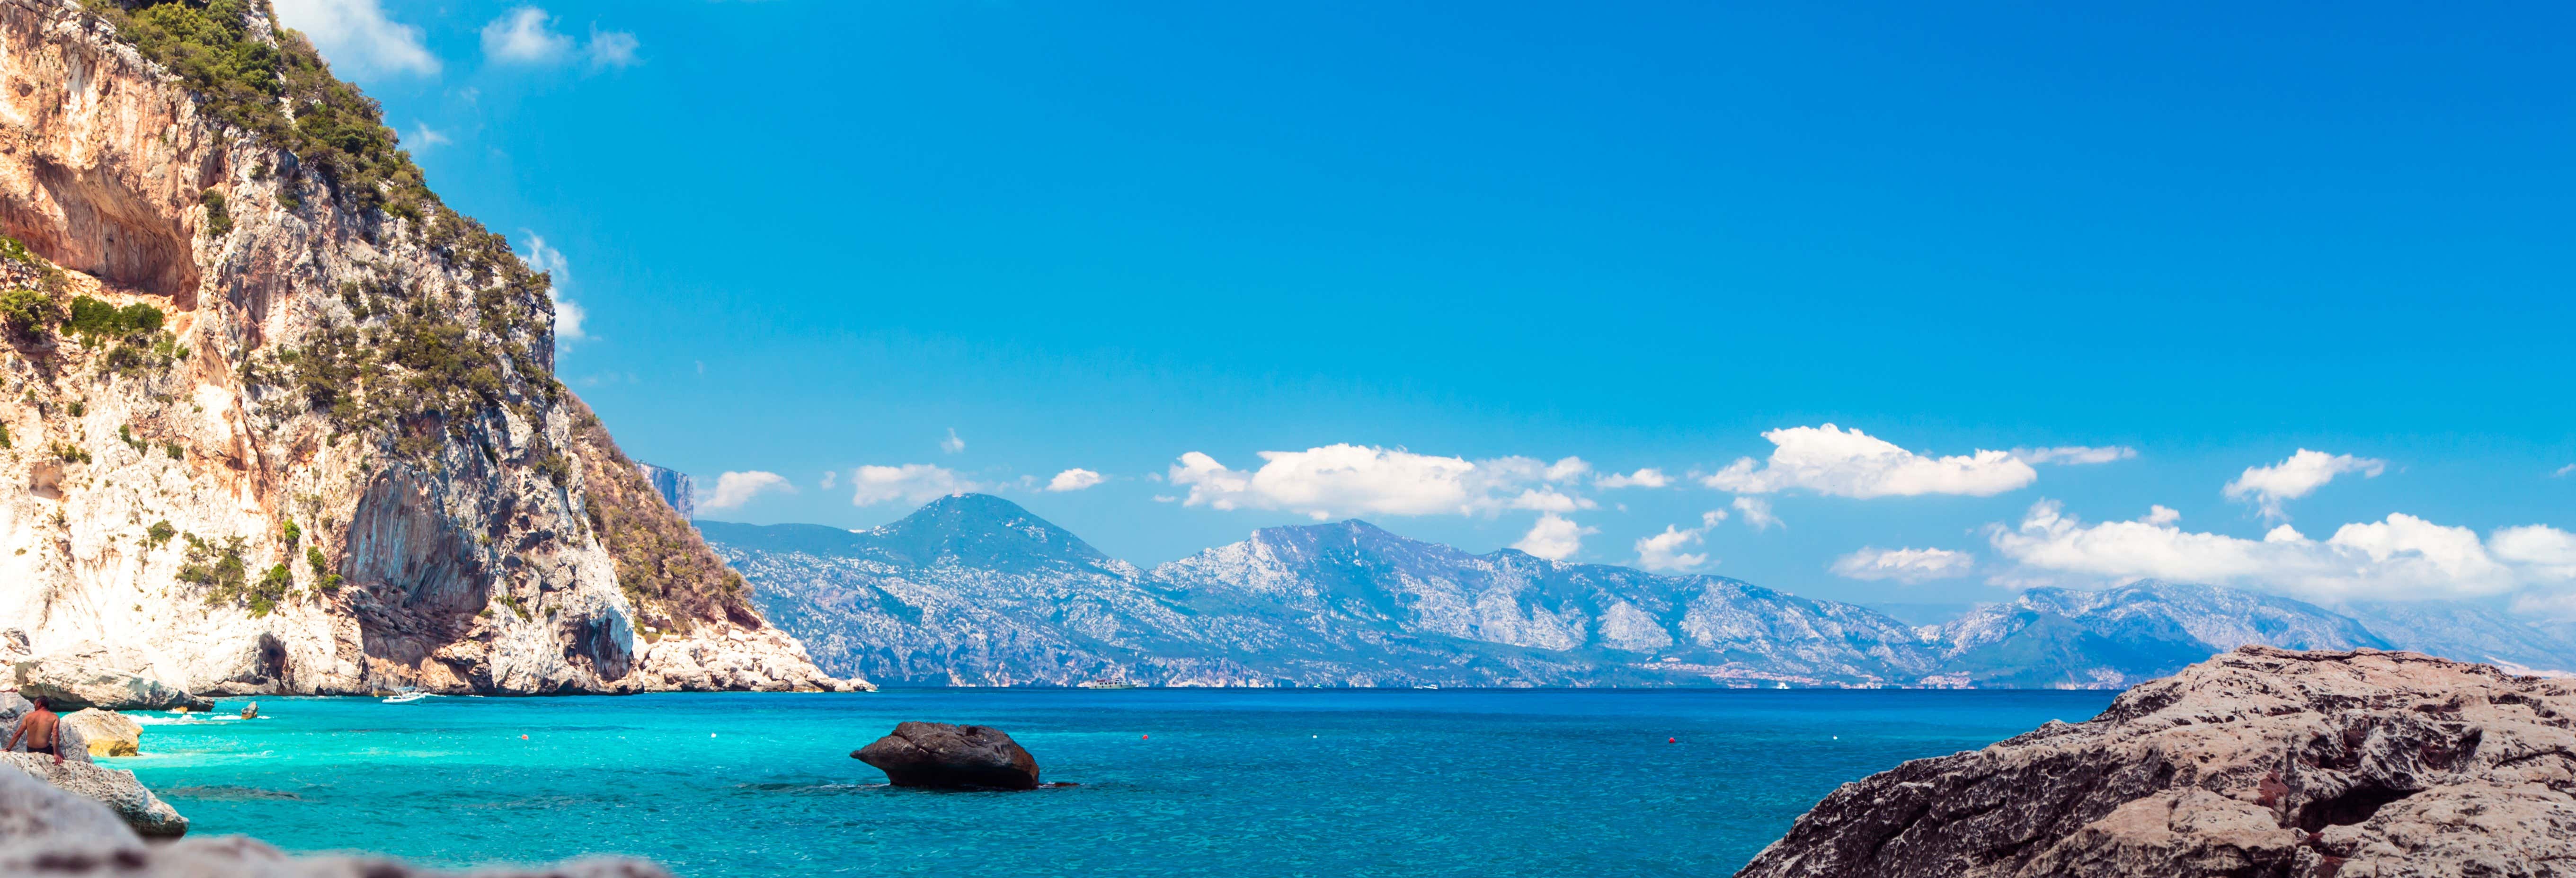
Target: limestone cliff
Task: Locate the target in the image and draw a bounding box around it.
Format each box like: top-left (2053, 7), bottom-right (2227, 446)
top-left (1737, 647), bottom-right (2576, 878)
top-left (0, 0), bottom-right (859, 694)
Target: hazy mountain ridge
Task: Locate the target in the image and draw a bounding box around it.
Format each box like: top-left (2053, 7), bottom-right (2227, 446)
top-left (707, 494), bottom-right (2576, 688)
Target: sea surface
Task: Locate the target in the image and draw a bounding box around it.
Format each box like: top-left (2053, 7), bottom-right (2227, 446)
top-left (124, 689), bottom-right (2115, 876)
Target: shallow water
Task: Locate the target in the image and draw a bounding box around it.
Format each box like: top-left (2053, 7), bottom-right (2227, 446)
top-left (124, 689), bottom-right (2113, 876)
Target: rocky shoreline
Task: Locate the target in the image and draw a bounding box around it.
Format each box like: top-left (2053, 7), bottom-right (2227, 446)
top-left (1737, 646), bottom-right (2576, 877)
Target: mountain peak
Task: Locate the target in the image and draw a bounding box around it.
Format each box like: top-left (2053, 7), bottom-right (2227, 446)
top-left (868, 494), bottom-right (1111, 568)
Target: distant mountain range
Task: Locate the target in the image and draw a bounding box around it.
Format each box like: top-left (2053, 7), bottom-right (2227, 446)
top-left (700, 494), bottom-right (2576, 688)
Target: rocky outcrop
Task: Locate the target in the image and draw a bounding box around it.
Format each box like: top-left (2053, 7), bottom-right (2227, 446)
top-left (55, 710), bottom-right (135, 757)
top-left (854, 721), bottom-right (1042, 790)
top-left (0, 0), bottom-right (857, 696)
top-left (0, 761), bottom-right (662, 876)
top-left (1736, 647), bottom-right (2576, 878)
top-left (0, 753), bottom-right (182, 837)
top-left (12, 647), bottom-right (211, 710)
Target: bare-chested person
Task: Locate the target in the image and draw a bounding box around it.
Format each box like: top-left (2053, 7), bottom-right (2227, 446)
top-left (7, 697), bottom-right (63, 764)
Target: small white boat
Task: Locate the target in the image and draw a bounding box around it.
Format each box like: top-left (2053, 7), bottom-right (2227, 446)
top-left (382, 691), bottom-right (433, 704)
top-left (1412, 684), bottom-right (1439, 690)
top-left (1078, 676), bottom-right (1140, 690)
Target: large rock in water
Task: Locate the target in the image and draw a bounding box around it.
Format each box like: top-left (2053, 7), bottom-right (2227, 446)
top-left (12, 655), bottom-right (211, 712)
top-left (1737, 647), bottom-right (2576, 878)
top-left (853, 722), bottom-right (1042, 789)
top-left (58, 710), bottom-right (141, 758)
top-left (0, 762), bottom-right (665, 877)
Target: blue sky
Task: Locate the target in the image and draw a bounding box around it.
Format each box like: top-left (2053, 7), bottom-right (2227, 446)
top-left (277, 0), bottom-right (2572, 609)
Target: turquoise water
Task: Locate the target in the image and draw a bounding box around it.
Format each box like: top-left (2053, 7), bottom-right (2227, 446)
top-left (122, 690), bottom-right (2113, 876)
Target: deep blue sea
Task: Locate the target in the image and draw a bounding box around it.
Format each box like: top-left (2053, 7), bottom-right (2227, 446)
top-left (122, 689), bottom-right (2113, 876)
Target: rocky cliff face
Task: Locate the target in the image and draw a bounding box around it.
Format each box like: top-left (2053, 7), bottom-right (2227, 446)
top-left (1737, 647), bottom-right (2576, 878)
top-left (0, 0), bottom-right (854, 695)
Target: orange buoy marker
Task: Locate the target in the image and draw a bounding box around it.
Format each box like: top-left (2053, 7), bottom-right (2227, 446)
top-left (1668, 737), bottom-right (1676, 743)
top-left (521, 734), bottom-right (529, 740)
top-left (1142, 734), bottom-right (1149, 741)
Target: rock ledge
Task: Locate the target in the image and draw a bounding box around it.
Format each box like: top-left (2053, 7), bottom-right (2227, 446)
top-left (1738, 647), bottom-right (2576, 878)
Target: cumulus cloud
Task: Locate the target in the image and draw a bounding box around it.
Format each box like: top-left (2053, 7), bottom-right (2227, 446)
top-left (273, 0), bottom-right (440, 77)
top-left (1514, 514), bottom-right (1595, 560)
top-left (848, 464), bottom-right (978, 507)
top-left (2144, 505), bottom-right (2182, 525)
top-left (1732, 496), bottom-right (1782, 531)
top-left (1596, 468), bottom-right (1671, 489)
top-left (1634, 510), bottom-right (1728, 572)
top-left (697, 471), bottom-right (793, 512)
top-left (1702, 424), bottom-right (2037, 498)
top-left (2013, 445), bottom-right (2140, 466)
top-left (1830, 547), bottom-right (1976, 583)
top-left (515, 234), bottom-right (583, 341)
top-left (1987, 500), bottom-right (2576, 603)
top-left (941, 428), bottom-right (966, 455)
top-left (482, 7), bottom-right (572, 63)
top-left (1167, 445), bottom-right (1599, 521)
top-left (1046, 469), bottom-right (1104, 492)
top-left (1543, 457), bottom-right (1592, 482)
top-left (818, 470), bottom-right (837, 490)
top-left (2223, 449), bottom-right (2386, 521)
top-left (2554, 464), bottom-right (2574, 478)
top-left (482, 8), bottom-right (638, 68)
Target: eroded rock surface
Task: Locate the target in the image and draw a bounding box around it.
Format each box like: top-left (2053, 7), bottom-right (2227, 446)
top-left (55, 710), bottom-right (137, 757)
top-left (1737, 646), bottom-right (2576, 878)
top-left (855, 721), bottom-right (1041, 789)
top-left (13, 647), bottom-right (210, 711)
top-left (0, 761), bottom-right (661, 876)
top-left (0, 753), bottom-right (182, 837)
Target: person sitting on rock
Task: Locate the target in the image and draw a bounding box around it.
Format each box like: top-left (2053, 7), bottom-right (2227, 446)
top-left (7, 697), bottom-right (62, 764)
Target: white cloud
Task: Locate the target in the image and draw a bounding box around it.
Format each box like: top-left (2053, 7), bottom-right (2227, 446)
top-left (1732, 496), bottom-right (1782, 531)
top-left (2012, 445), bottom-right (2139, 466)
top-left (482, 7), bottom-right (572, 63)
top-left (1702, 424), bottom-right (2036, 498)
top-left (2554, 464), bottom-right (2574, 478)
top-left (1543, 457), bottom-right (1591, 482)
top-left (1830, 547), bottom-right (1975, 583)
top-left (849, 464), bottom-right (978, 507)
top-left (1046, 469), bottom-right (1104, 492)
top-left (818, 470), bottom-right (836, 490)
top-left (1167, 445), bottom-right (1594, 521)
top-left (408, 122), bottom-right (452, 150)
top-left (941, 428), bottom-right (966, 455)
top-left (1513, 514), bottom-right (1595, 560)
top-left (2223, 449), bottom-right (2386, 521)
top-left (272, 0), bottom-right (440, 78)
top-left (1596, 468), bottom-right (1670, 489)
top-left (481, 8), bottom-right (640, 69)
top-left (1633, 510), bottom-right (1728, 572)
top-left (697, 471), bottom-right (793, 512)
top-left (515, 233), bottom-right (584, 341)
top-left (2144, 505), bottom-right (2182, 525)
top-left (586, 26), bottom-right (640, 68)
top-left (1987, 500), bottom-right (2576, 603)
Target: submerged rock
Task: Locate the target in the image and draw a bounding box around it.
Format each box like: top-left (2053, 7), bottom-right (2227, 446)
top-left (0, 753), bottom-right (185, 837)
top-left (0, 762), bottom-right (665, 877)
top-left (58, 711), bottom-right (141, 758)
top-left (1736, 646), bottom-right (2576, 878)
top-left (854, 722), bottom-right (1042, 790)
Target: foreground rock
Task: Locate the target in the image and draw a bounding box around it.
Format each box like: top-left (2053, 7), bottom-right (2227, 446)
top-left (0, 763), bottom-right (662, 877)
top-left (1737, 646), bottom-right (2576, 878)
top-left (854, 722), bottom-right (1042, 789)
top-left (0, 754), bottom-right (185, 837)
top-left (58, 710), bottom-right (141, 758)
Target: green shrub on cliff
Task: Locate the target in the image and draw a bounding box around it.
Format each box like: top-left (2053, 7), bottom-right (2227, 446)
top-left (200, 190), bottom-right (231, 236)
top-left (67, 296), bottom-right (164, 341)
top-left (0, 289), bottom-right (58, 339)
top-left (147, 520), bottom-right (176, 547)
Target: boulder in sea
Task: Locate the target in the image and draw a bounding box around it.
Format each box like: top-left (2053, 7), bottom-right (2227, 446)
top-left (0, 753), bottom-right (186, 837)
top-left (12, 652), bottom-right (212, 712)
top-left (59, 710), bottom-right (141, 758)
top-left (1736, 646), bottom-right (2576, 878)
top-left (853, 721), bottom-right (1041, 790)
